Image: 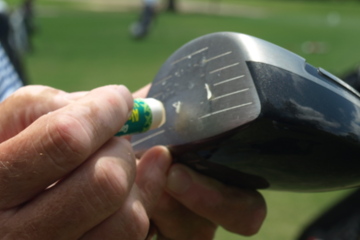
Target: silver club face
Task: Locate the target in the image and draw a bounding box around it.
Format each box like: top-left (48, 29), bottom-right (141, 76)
top-left (132, 32), bottom-right (261, 150)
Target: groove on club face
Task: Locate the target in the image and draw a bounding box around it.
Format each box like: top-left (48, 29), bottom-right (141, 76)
top-left (132, 32), bottom-right (261, 148)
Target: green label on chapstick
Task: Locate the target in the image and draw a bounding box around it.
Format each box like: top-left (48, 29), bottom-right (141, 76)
top-left (116, 99), bottom-right (152, 136)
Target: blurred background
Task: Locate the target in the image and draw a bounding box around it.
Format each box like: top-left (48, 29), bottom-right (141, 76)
top-left (4, 0), bottom-right (360, 239)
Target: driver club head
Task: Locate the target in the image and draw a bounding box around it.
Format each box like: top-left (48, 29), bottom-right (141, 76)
top-left (132, 32), bottom-right (360, 192)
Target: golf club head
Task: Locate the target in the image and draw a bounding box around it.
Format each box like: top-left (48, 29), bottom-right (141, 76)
top-left (132, 32), bottom-right (360, 192)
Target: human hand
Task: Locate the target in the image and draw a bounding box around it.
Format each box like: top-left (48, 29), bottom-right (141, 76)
top-left (151, 164), bottom-right (266, 239)
top-left (0, 85), bottom-right (172, 239)
top-left (134, 84), bottom-right (267, 239)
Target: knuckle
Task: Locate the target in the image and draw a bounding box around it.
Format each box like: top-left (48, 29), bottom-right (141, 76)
top-left (94, 163), bottom-right (129, 201)
top-left (12, 85), bottom-right (55, 99)
top-left (101, 87), bottom-right (132, 122)
top-left (43, 114), bottom-right (92, 171)
top-left (91, 139), bottom-right (136, 205)
top-left (12, 85), bottom-right (38, 95)
top-left (4, 86), bottom-right (36, 107)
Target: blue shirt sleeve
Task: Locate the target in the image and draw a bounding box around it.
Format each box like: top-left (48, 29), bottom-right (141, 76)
top-left (0, 43), bottom-right (23, 102)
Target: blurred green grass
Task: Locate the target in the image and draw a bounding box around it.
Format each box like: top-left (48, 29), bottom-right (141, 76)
top-left (15, 0), bottom-right (360, 239)
top-left (23, 0), bottom-right (360, 92)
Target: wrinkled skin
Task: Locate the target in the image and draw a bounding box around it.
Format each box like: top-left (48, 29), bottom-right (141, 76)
top-left (0, 85), bottom-right (266, 239)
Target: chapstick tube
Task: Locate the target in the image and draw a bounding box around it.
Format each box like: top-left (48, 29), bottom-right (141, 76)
top-left (116, 98), bottom-right (166, 136)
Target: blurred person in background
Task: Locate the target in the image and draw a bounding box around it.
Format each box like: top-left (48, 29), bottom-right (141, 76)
top-left (0, 0), bottom-right (27, 93)
top-left (130, 0), bottom-right (177, 39)
top-left (9, 0), bottom-right (36, 54)
top-left (14, 0), bottom-right (36, 53)
top-left (0, 0), bottom-right (36, 87)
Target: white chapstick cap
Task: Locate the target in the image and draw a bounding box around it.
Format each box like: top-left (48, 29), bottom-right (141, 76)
top-left (142, 98), bottom-right (166, 129)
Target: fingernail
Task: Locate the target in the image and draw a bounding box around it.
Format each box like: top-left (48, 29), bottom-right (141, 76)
top-left (166, 166), bottom-right (192, 194)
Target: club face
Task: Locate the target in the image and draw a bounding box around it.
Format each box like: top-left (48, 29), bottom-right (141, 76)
top-left (132, 32), bottom-right (261, 150)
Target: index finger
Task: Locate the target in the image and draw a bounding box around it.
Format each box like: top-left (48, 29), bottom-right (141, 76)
top-left (0, 85), bottom-right (133, 209)
top-left (0, 85), bottom-right (88, 142)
